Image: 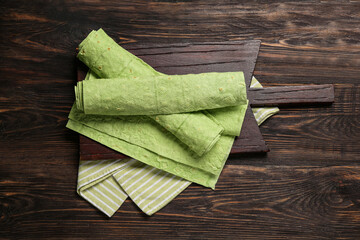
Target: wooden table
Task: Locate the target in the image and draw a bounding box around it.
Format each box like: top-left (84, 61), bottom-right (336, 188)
top-left (1, 1), bottom-right (359, 239)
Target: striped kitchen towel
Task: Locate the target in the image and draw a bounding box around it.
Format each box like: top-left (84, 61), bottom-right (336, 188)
top-left (77, 158), bottom-right (190, 216)
top-left (251, 77), bottom-right (280, 125)
top-left (76, 77), bottom-right (279, 217)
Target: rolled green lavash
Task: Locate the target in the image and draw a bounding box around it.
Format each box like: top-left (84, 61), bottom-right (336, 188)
top-left (75, 72), bottom-right (246, 115)
top-left (151, 112), bottom-right (222, 156)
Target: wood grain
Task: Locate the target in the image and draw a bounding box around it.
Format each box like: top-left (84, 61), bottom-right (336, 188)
top-left (248, 84), bottom-right (335, 107)
top-left (1, 0), bottom-right (359, 239)
top-left (1, 164), bottom-right (359, 239)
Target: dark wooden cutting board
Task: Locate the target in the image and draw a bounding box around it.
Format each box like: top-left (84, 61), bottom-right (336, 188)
top-left (77, 41), bottom-right (271, 160)
top-left (77, 41), bottom-right (335, 161)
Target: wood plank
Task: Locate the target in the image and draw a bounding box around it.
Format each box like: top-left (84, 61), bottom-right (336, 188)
top-left (248, 84), bottom-right (335, 107)
top-left (231, 107), bottom-right (268, 154)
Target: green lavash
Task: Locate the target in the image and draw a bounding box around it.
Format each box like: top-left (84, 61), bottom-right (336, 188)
top-left (75, 72), bottom-right (246, 115)
top-left (67, 29), bottom-right (248, 188)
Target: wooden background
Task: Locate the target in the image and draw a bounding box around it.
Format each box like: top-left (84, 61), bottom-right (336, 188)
top-left (1, 0), bottom-right (360, 239)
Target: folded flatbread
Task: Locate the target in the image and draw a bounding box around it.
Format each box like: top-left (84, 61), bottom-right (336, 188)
top-left (67, 29), bottom-right (248, 188)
